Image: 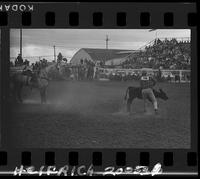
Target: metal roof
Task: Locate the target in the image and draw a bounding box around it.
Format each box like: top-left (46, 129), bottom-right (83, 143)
top-left (81, 48), bottom-right (136, 62)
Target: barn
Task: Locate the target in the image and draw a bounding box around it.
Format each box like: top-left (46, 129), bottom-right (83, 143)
top-left (70, 48), bottom-right (135, 66)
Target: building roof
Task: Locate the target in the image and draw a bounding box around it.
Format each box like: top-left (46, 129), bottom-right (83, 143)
top-left (82, 48), bottom-right (135, 62)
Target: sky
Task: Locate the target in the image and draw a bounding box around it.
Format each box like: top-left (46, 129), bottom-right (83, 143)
top-left (10, 29), bottom-right (190, 63)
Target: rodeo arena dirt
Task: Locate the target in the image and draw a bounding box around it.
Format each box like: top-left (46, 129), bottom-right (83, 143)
top-left (7, 29), bottom-right (191, 148)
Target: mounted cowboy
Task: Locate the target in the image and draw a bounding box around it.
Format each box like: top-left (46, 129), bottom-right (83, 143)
top-left (57, 52), bottom-right (63, 64)
top-left (15, 53), bottom-right (23, 66)
top-left (10, 62), bottom-right (61, 104)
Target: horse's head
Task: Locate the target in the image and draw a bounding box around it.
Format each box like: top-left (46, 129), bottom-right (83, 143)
top-left (47, 63), bottom-right (61, 74)
top-left (158, 88), bottom-right (169, 100)
top-left (55, 63), bottom-right (60, 71)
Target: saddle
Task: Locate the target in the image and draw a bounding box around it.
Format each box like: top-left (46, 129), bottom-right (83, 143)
top-left (22, 70), bottom-right (38, 84)
top-left (31, 75), bottom-right (37, 82)
top-left (22, 69), bottom-right (32, 76)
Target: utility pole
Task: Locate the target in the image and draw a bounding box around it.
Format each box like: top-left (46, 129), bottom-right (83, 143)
top-left (20, 29), bottom-right (22, 56)
top-left (53, 45), bottom-right (56, 62)
top-left (155, 30), bottom-right (158, 44)
top-left (106, 35), bottom-right (110, 49)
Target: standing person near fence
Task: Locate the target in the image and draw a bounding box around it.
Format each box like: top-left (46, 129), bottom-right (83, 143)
top-left (15, 54), bottom-right (23, 66)
top-left (140, 71), bottom-right (158, 114)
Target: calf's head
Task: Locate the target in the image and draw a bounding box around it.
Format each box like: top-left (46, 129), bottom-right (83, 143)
top-left (158, 88), bottom-right (169, 100)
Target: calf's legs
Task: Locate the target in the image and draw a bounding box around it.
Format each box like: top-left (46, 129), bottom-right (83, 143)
top-left (126, 97), bottom-right (134, 112)
top-left (40, 88), bottom-right (47, 104)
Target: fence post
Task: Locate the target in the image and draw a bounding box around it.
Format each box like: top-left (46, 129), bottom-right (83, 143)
top-left (179, 70), bottom-right (183, 82)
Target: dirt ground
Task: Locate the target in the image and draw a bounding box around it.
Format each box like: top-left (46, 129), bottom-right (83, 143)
top-left (6, 80), bottom-right (190, 148)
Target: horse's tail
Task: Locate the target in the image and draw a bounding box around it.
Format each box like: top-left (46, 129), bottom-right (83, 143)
top-left (124, 87), bottom-right (130, 100)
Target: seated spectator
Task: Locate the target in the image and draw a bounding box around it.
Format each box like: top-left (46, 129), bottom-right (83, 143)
top-left (121, 38), bottom-right (190, 70)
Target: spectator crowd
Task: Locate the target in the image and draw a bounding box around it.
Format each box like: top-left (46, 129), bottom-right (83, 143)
top-left (10, 38), bottom-right (191, 83)
top-left (122, 38), bottom-right (191, 70)
top-left (10, 52), bottom-right (98, 81)
top-left (10, 54), bottom-right (49, 72)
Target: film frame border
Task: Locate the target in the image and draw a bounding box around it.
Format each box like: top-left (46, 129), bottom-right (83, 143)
top-left (0, 1), bottom-right (198, 176)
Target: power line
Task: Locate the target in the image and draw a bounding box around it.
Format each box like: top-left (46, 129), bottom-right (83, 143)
top-left (10, 55), bottom-right (55, 59)
top-left (10, 55), bottom-right (72, 60)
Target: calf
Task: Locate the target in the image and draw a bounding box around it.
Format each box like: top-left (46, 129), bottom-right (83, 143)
top-left (124, 86), bottom-right (169, 112)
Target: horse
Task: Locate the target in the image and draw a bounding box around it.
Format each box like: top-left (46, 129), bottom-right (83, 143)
top-left (10, 63), bottom-right (60, 104)
top-left (10, 73), bottom-right (33, 103)
top-left (124, 86), bottom-right (169, 112)
top-left (57, 64), bottom-right (72, 80)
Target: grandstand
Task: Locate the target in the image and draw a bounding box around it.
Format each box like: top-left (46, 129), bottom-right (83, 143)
top-left (122, 37), bottom-right (191, 70)
top-left (98, 37), bottom-right (191, 83)
top-left (138, 37), bottom-right (190, 51)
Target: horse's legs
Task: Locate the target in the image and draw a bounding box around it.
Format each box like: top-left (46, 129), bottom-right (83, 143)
top-left (127, 97), bottom-right (134, 113)
top-left (40, 88), bottom-right (47, 104)
top-left (43, 88), bottom-right (47, 103)
top-left (12, 82), bottom-right (17, 102)
top-left (40, 88), bottom-right (44, 104)
top-left (17, 85), bottom-right (23, 103)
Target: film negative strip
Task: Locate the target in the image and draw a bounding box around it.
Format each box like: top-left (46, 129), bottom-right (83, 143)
top-left (0, 1), bottom-right (198, 176)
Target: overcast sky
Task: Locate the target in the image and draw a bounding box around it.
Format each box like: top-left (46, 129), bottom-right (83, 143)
top-left (10, 29), bottom-right (190, 63)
